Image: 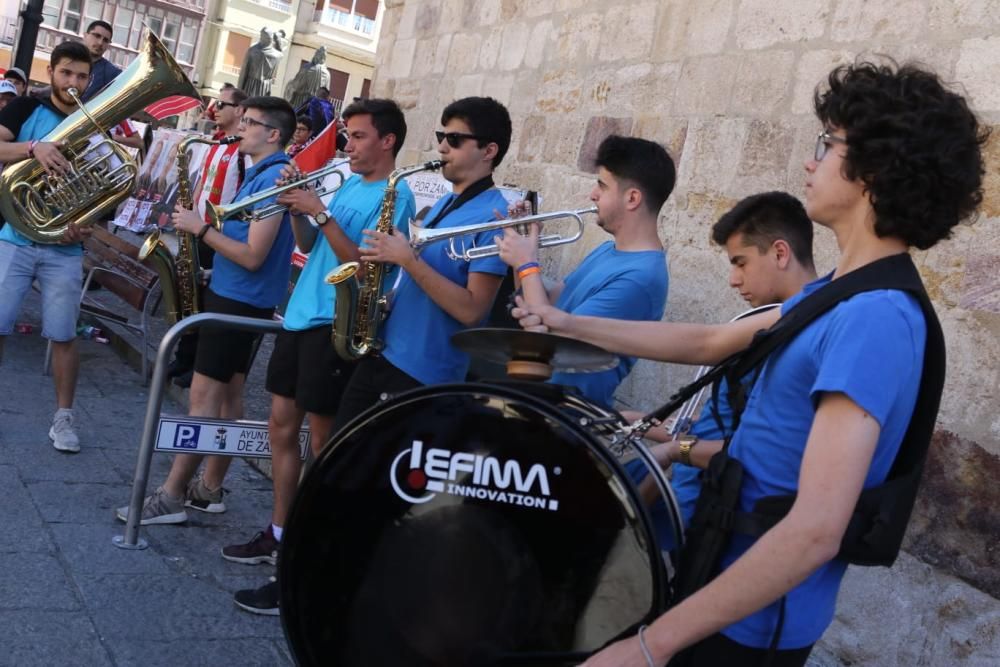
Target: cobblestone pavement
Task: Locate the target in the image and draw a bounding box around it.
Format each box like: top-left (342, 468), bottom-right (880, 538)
top-left (0, 289), bottom-right (291, 666)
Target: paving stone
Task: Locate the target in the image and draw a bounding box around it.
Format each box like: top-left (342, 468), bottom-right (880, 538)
top-left (0, 552), bottom-right (81, 611)
top-left (107, 638), bottom-right (292, 667)
top-left (0, 611), bottom-right (112, 667)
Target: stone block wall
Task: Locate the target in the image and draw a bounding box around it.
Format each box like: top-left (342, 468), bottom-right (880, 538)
top-left (372, 1), bottom-right (1000, 662)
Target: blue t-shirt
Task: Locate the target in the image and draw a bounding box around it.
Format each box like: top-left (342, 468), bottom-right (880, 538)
top-left (381, 187), bottom-right (508, 385)
top-left (282, 174), bottom-right (415, 330)
top-left (209, 151), bottom-right (296, 309)
top-left (551, 241), bottom-right (668, 408)
top-left (0, 99), bottom-right (82, 256)
top-left (720, 274), bottom-right (926, 649)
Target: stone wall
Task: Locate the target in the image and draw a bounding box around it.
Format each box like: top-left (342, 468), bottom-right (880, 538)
top-left (372, 1), bottom-right (1000, 662)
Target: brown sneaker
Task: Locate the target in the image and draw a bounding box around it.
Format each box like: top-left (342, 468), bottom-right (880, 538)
top-left (221, 526), bottom-right (278, 565)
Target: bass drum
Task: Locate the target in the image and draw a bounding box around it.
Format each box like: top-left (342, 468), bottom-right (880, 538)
top-left (279, 382), bottom-right (681, 666)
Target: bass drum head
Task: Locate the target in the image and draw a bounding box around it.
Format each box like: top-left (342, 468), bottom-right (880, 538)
top-left (279, 383), bottom-right (670, 666)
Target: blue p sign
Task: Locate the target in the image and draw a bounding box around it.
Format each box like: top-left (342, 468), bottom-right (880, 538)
top-left (173, 424), bottom-right (200, 449)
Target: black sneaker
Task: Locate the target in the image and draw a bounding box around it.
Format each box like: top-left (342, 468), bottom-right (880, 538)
top-left (221, 526), bottom-right (278, 565)
top-left (234, 577), bottom-right (279, 616)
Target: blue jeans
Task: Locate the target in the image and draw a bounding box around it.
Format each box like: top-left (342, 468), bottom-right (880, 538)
top-left (0, 241), bottom-right (82, 341)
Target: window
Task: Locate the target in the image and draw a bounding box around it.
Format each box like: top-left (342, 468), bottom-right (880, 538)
top-left (360, 78), bottom-right (371, 99)
top-left (161, 13), bottom-right (180, 53)
top-left (42, 0), bottom-right (61, 28)
top-left (328, 68), bottom-right (348, 102)
top-left (178, 22), bottom-right (198, 64)
top-left (324, 0), bottom-right (378, 35)
top-left (84, 1), bottom-right (106, 36)
top-left (223, 32), bottom-right (251, 75)
top-left (113, 6), bottom-right (138, 50)
top-left (147, 16), bottom-right (163, 42)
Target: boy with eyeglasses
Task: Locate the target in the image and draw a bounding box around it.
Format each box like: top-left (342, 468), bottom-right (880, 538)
top-left (516, 61), bottom-right (986, 667)
top-left (117, 96), bottom-right (298, 526)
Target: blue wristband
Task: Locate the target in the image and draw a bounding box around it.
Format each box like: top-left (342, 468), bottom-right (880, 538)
top-left (516, 261), bottom-right (540, 273)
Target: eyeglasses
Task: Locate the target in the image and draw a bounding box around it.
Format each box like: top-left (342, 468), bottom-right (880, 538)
top-left (240, 116), bottom-right (276, 131)
top-left (435, 131), bottom-right (486, 148)
top-left (295, 126), bottom-right (309, 133)
top-left (814, 131), bottom-right (847, 162)
top-left (215, 101), bottom-right (238, 110)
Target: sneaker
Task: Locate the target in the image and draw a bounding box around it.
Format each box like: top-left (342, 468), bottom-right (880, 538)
top-left (115, 486), bottom-right (188, 525)
top-left (222, 526), bottom-right (278, 565)
top-left (49, 408), bottom-right (80, 453)
top-left (234, 577), bottom-right (280, 616)
top-left (185, 476), bottom-right (227, 514)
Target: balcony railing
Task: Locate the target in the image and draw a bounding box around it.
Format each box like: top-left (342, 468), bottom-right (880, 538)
top-left (221, 64), bottom-right (241, 76)
top-left (316, 8), bottom-right (376, 36)
top-left (246, 0), bottom-right (292, 14)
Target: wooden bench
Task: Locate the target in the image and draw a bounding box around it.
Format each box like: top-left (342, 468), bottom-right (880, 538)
top-left (44, 226), bottom-right (162, 383)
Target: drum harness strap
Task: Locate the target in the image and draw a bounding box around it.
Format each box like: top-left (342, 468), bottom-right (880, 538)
top-left (638, 253), bottom-right (945, 666)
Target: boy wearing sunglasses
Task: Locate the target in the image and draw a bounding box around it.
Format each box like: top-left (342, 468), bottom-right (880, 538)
top-left (333, 96), bottom-right (513, 423)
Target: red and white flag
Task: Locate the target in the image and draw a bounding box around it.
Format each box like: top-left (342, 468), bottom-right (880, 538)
top-left (292, 120), bottom-right (340, 172)
top-left (145, 95), bottom-right (202, 121)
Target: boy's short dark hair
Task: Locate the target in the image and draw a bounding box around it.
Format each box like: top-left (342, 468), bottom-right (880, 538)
top-left (711, 192), bottom-right (815, 269)
top-left (341, 97), bottom-right (407, 156)
top-left (86, 20), bottom-right (113, 36)
top-left (594, 135), bottom-right (676, 216)
top-left (814, 60), bottom-right (988, 249)
top-left (242, 95), bottom-right (296, 147)
top-left (441, 97), bottom-right (512, 168)
top-left (50, 41), bottom-right (92, 72)
top-left (226, 86), bottom-right (248, 106)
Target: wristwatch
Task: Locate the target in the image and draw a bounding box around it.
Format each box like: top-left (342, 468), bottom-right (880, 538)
top-left (314, 211), bottom-right (331, 227)
top-left (677, 435), bottom-right (699, 466)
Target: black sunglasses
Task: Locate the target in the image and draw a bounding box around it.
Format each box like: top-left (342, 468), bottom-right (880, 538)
top-left (215, 101), bottom-right (238, 110)
top-left (435, 131), bottom-right (486, 148)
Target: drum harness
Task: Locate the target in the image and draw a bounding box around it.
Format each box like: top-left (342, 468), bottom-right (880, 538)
top-left (627, 252), bottom-right (945, 666)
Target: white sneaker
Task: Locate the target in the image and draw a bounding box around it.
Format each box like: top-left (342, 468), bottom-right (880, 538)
top-left (49, 408), bottom-right (80, 453)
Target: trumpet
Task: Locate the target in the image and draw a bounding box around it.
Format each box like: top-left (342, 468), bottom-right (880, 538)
top-left (408, 206), bottom-right (598, 261)
top-left (206, 159), bottom-right (348, 227)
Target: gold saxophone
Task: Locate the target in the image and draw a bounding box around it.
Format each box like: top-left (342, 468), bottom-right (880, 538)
top-left (138, 135), bottom-right (240, 323)
top-left (326, 160), bottom-right (443, 360)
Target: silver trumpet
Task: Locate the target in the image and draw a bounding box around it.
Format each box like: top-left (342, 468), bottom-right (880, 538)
top-left (408, 206), bottom-right (598, 261)
top-left (206, 159), bottom-right (348, 226)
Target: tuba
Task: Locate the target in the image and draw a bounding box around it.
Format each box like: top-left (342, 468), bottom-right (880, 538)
top-left (326, 160), bottom-right (443, 360)
top-left (139, 135), bottom-right (240, 324)
top-left (0, 31), bottom-right (201, 244)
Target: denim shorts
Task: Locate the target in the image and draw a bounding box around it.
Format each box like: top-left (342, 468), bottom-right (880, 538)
top-left (0, 241), bottom-right (82, 342)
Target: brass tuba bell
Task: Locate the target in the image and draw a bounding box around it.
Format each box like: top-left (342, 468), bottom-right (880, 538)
top-left (0, 30), bottom-right (201, 244)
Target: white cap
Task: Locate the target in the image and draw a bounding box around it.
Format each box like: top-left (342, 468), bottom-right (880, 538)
top-left (0, 80), bottom-right (17, 96)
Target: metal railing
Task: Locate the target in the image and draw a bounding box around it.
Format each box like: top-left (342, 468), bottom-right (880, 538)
top-left (113, 312), bottom-right (282, 550)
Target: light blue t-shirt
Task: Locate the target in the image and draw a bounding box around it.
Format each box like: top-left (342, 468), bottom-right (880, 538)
top-left (282, 175), bottom-right (415, 331)
top-left (551, 241), bottom-right (668, 408)
top-left (209, 151), bottom-right (296, 309)
top-left (720, 274), bottom-right (926, 649)
top-left (0, 100), bottom-right (82, 257)
top-left (381, 187), bottom-right (508, 385)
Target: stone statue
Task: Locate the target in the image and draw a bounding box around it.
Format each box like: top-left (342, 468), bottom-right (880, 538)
top-left (238, 27), bottom-right (285, 98)
top-left (283, 46), bottom-right (332, 112)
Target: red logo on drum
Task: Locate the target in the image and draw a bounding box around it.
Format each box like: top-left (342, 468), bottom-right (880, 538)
top-left (390, 440), bottom-right (559, 511)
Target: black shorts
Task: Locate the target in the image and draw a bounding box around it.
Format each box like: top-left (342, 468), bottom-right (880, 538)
top-left (333, 355), bottom-right (422, 427)
top-left (193, 288), bottom-right (274, 383)
top-left (265, 326), bottom-right (357, 415)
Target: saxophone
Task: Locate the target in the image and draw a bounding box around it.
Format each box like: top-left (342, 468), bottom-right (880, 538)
top-left (138, 135), bottom-right (241, 323)
top-left (326, 160), bottom-right (443, 360)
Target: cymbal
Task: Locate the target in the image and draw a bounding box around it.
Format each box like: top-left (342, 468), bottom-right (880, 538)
top-left (452, 328), bottom-right (617, 379)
